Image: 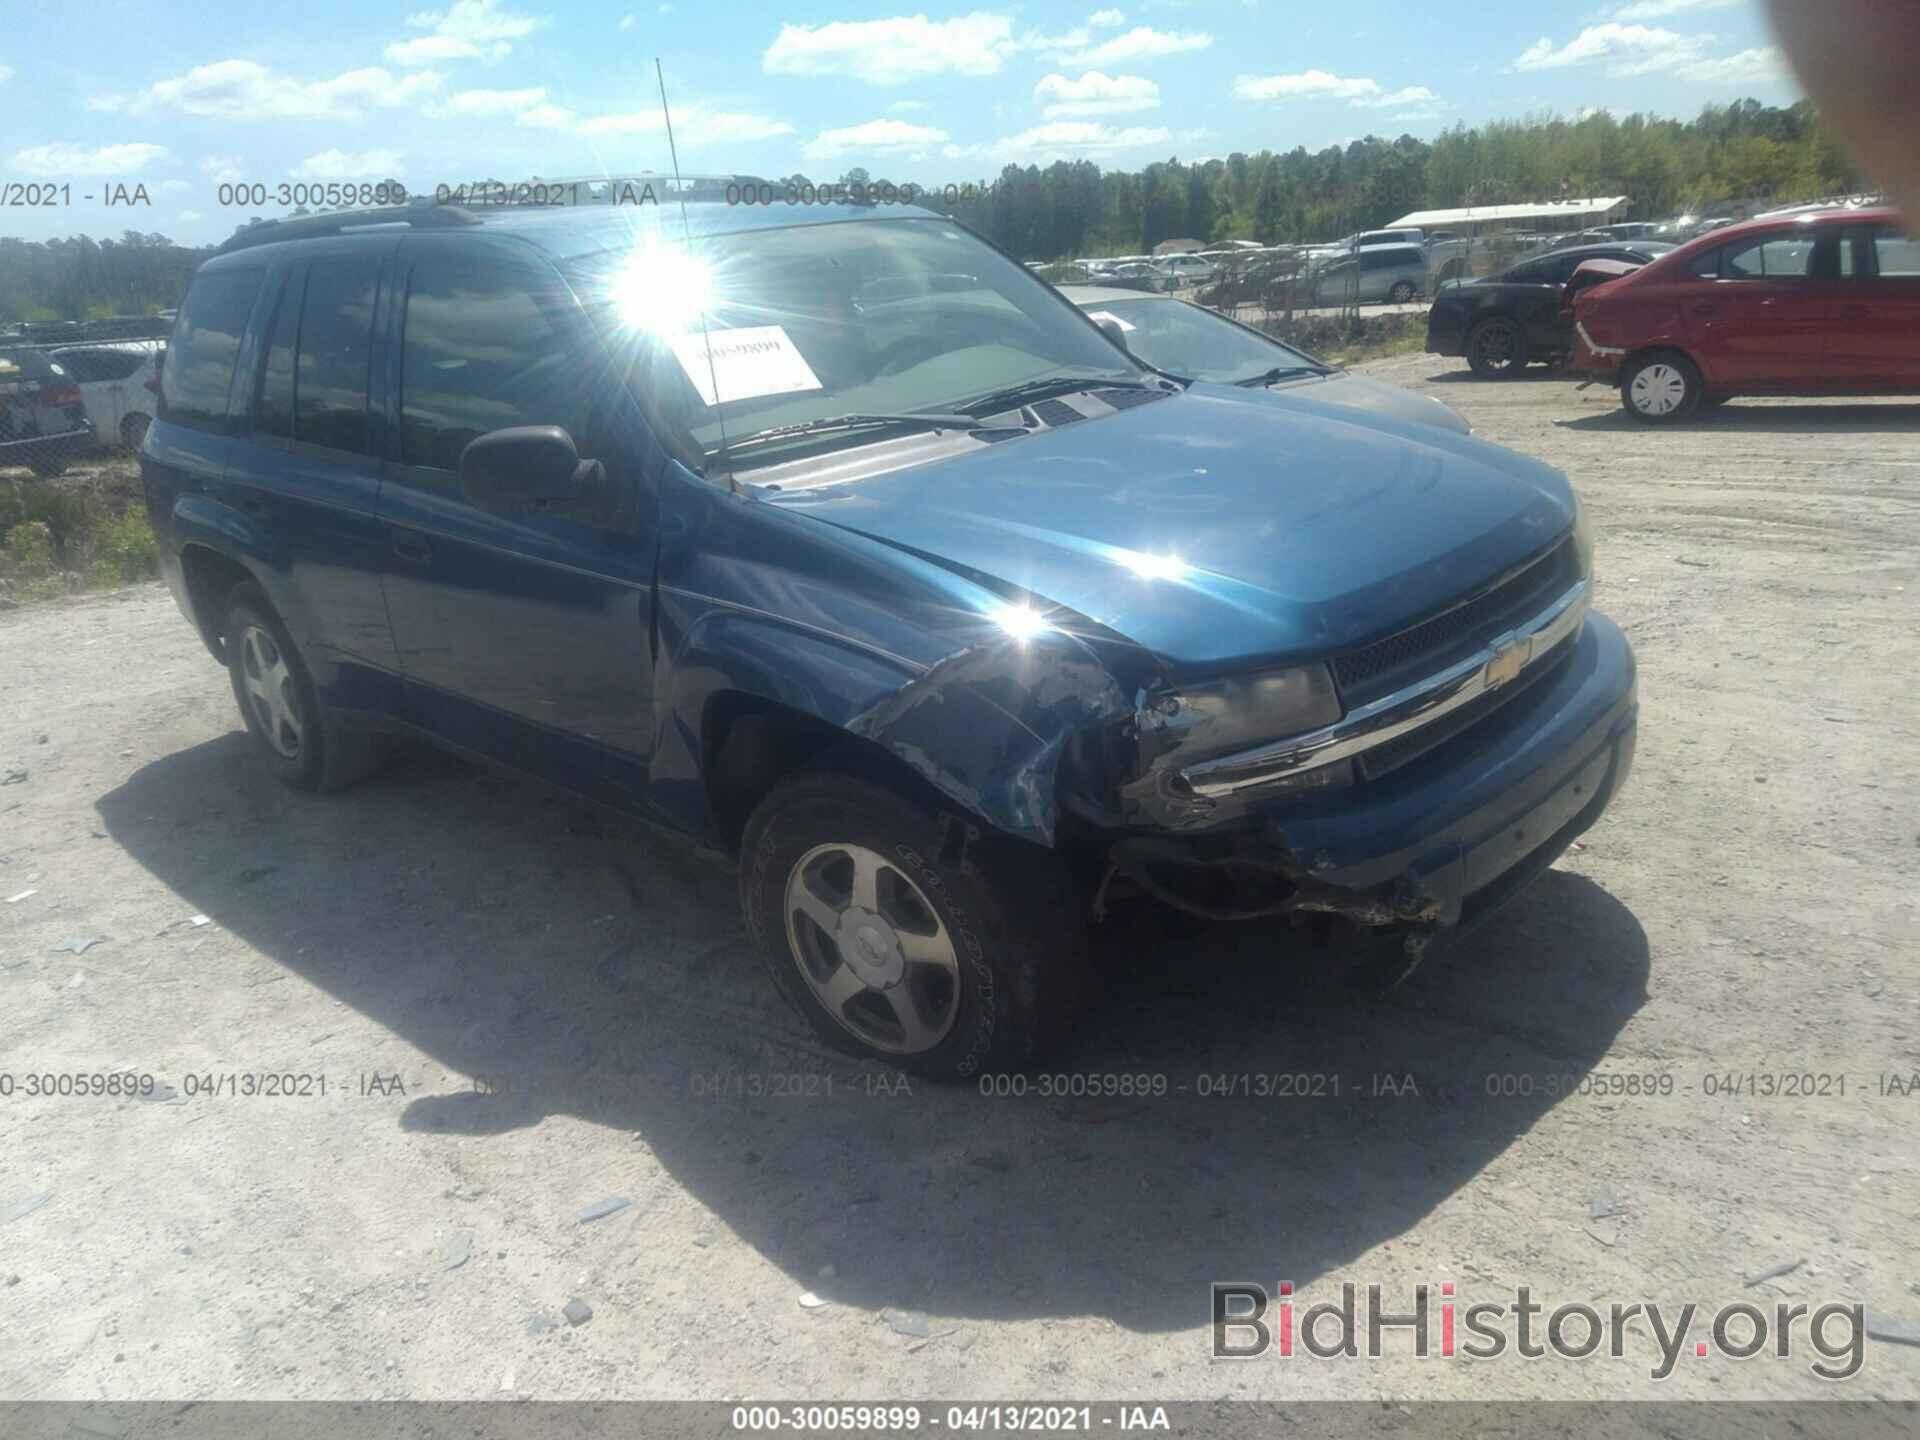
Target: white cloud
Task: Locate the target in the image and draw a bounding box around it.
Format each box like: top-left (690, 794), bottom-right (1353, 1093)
top-left (1608, 0), bottom-right (1738, 18)
top-left (200, 153), bottom-right (245, 184)
top-left (763, 13), bottom-right (1017, 84)
top-left (294, 148), bottom-right (406, 179)
top-left (159, 178), bottom-right (192, 193)
top-left (577, 105), bottom-right (793, 143)
top-left (433, 84), bottom-right (574, 127)
top-left (1089, 8), bottom-right (1126, 24)
top-left (1512, 23), bottom-right (1711, 76)
top-left (177, 209), bottom-right (203, 222)
top-left (1233, 71), bottom-right (1440, 109)
top-left (802, 117), bottom-right (950, 161)
top-left (10, 142), bottom-right (174, 176)
top-left (943, 119), bottom-right (1205, 163)
top-left (90, 60), bottom-right (445, 119)
top-left (618, 12), bottom-right (637, 27)
top-left (1678, 44), bottom-right (1788, 87)
top-left (0, 63), bottom-right (14, 85)
top-left (437, 85), bottom-right (547, 115)
top-left (1053, 24), bottom-right (1210, 67)
top-left (1035, 70), bottom-right (1159, 118)
top-left (387, 0), bottom-right (548, 65)
top-left (887, 99), bottom-right (931, 113)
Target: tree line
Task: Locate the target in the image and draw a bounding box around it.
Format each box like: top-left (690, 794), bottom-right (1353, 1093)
top-left (805, 98), bottom-right (1868, 260)
top-left (0, 98), bottom-right (1873, 321)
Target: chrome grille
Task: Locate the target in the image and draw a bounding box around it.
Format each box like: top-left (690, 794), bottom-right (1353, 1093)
top-left (1332, 538), bottom-right (1577, 703)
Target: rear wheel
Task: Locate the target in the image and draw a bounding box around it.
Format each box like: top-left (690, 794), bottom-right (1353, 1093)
top-left (1621, 352), bottom-right (1703, 423)
top-left (27, 457), bottom-right (67, 478)
top-left (223, 582), bottom-right (385, 792)
top-left (120, 412), bottom-right (150, 450)
top-left (1388, 280), bottom-right (1417, 304)
top-left (741, 768), bottom-right (1084, 1080)
top-left (1466, 318), bottom-right (1527, 378)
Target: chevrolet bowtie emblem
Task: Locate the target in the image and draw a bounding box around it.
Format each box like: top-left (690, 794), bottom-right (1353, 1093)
top-left (1485, 633), bottom-right (1527, 689)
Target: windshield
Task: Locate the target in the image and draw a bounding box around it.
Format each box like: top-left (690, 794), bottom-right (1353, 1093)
top-left (1077, 296), bottom-right (1323, 384)
top-left (566, 217), bottom-right (1146, 470)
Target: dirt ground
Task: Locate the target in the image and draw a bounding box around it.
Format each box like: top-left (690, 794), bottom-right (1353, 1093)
top-left (2, 356), bottom-right (1917, 1405)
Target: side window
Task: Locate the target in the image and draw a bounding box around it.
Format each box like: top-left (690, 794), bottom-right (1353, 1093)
top-left (294, 257), bottom-right (380, 456)
top-left (159, 269), bottom-right (264, 430)
top-left (398, 257), bottom-right (589, 475)
top-left (253, 269), bottom-right (300, 442)
top-left (1717, 236), bottom-right (1814, 280)
top-left (1690, 246), bottom-right (1722, 279)
top-left (1870, 224), bottom-right (1920, 277)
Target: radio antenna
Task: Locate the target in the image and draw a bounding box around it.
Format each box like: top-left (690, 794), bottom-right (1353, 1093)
top-left (656, 57), bottom-right (732, 490)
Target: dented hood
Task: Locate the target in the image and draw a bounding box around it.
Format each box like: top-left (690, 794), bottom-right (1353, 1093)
top-left (770, 382), bottom-right (1576, 676)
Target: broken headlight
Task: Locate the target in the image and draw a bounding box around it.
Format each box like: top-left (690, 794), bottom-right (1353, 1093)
top-left (1138, 664), bottom-right (1343, 772)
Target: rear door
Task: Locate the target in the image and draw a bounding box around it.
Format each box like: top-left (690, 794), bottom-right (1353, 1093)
top-left (1831, 222), bottom-right (1920, 390)
top-left (144, 266), bottom-right (269, 567)
top-left (220, 249), bottom-right (402, 708)
top-left (1685, 227), bottom-right (1844, 388)
top-left (375, 244), bottom-right (659, 802)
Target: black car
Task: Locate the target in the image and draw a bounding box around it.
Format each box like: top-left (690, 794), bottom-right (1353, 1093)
top-left (0, 348), bottom-right (95, 476)
top-left (1426, 242), bottom-right (1674, 377)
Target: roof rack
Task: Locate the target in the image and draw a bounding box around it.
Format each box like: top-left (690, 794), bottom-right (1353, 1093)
top-left (214, 204), bottom-right (483, 256)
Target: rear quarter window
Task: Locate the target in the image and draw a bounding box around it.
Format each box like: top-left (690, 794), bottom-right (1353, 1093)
top-left (160, 269), bottom-right (264, 430)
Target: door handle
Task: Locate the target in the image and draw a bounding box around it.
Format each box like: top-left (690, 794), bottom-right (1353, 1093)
top-left (1840, 303), bottom-right (1870, 317)
top-left (1690, 302), bottom-right (1717, 316)
top-left (391, 533), bottom-right (432, 564)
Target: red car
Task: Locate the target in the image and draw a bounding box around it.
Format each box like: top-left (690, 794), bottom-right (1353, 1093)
top-left (1570, 206), bottom-right (1920, 423)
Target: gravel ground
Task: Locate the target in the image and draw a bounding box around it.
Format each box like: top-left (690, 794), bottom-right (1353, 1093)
top-left (1, 357), bottom-right (1917, 1404)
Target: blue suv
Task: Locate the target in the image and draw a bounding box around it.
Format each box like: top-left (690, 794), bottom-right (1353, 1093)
top-left (143, 200), bottom-right (1636, 1079)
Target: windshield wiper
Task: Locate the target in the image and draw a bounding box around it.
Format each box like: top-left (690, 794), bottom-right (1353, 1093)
top-left (709, 411), bottom-right (995, 466)
top-left (1235, 364), bottom-right (1329, 387)
top-left (959, 374), bottom-right (1161, 418)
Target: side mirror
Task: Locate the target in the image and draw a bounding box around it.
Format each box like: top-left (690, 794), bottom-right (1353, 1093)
top-left (459, 425), bottom-right (604, 512)
top-left (1093, 317), bottom-right (1130, 351)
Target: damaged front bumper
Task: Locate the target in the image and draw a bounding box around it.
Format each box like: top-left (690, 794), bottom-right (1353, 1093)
top-left (1094, 611), bottom-right (1638, 941)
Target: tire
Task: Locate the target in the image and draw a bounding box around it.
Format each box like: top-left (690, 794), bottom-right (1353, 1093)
top-left (120, 412), bottom-right (150, 451)
top-left (27, 457), bottom-right (67, 478)
top-left (1620, 351), bottom-right (1703, 424)
top-left (1466, 318), bottom-right (1528, 378)
top-left (740, 768), bottom-right (1086, 1080)
top-left (223, 581), bottom-right (385, 792)
top-left (1388, 281), bottom-right (1417, 304)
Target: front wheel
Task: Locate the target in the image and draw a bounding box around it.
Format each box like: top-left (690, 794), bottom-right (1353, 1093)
top-left (740, 768), bottom-right (1085, 1080)
top-left (1620, 352), bottom-right (1703, 423)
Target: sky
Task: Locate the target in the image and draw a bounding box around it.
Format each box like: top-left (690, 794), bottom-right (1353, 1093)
top-left (0, 0), bottom-right (1800, 245)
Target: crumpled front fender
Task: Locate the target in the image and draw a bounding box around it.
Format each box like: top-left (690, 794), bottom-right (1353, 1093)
top-left (847, 628), bottom-right (1132, 847)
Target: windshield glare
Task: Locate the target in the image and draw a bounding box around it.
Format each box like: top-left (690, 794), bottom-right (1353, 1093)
top-left (1084, 297), bottom-right (1320, 384)
top-left (569, 217), bottom-right (1144, 467)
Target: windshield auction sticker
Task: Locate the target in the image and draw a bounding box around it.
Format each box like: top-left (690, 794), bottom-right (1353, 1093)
top-left (1083, 309), bottom-right (1137, 331)
top-left (670, 325), bottom-right (823, 406)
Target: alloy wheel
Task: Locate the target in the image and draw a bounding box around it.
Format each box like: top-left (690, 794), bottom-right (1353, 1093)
top-left (238, 624), bottom-right (303, 759)
top-left (783, 842), bottom-right (961, 1055)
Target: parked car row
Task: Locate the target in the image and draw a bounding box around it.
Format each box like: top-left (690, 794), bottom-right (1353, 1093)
top-left (140, 197), bottom-right (1635, 1076)
top-left (1426, 206), bottom-right (1920, 425)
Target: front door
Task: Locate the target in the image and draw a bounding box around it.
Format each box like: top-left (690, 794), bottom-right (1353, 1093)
top-left (1685, 228), bottom-right (1844, 389)
top-left (374, 246), bottom-right (659, 804)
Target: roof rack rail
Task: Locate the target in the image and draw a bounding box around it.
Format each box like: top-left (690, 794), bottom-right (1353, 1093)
top-left (214, 204), bottom-right (483, 256)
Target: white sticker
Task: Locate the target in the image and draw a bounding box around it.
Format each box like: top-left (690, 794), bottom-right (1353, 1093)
top-left (669, 325), bottom-right (824, 407)
top-left (1084, 309), bottom-right (1136, 333)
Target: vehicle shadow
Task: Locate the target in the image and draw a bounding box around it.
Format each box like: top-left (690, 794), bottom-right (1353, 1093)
top-left (1556, 402), bottom-right (1920, 433)
top-left (1427, 368), bottom-right (1577, 385)
top-left (99, 736), bottom-right (1650, 1334)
